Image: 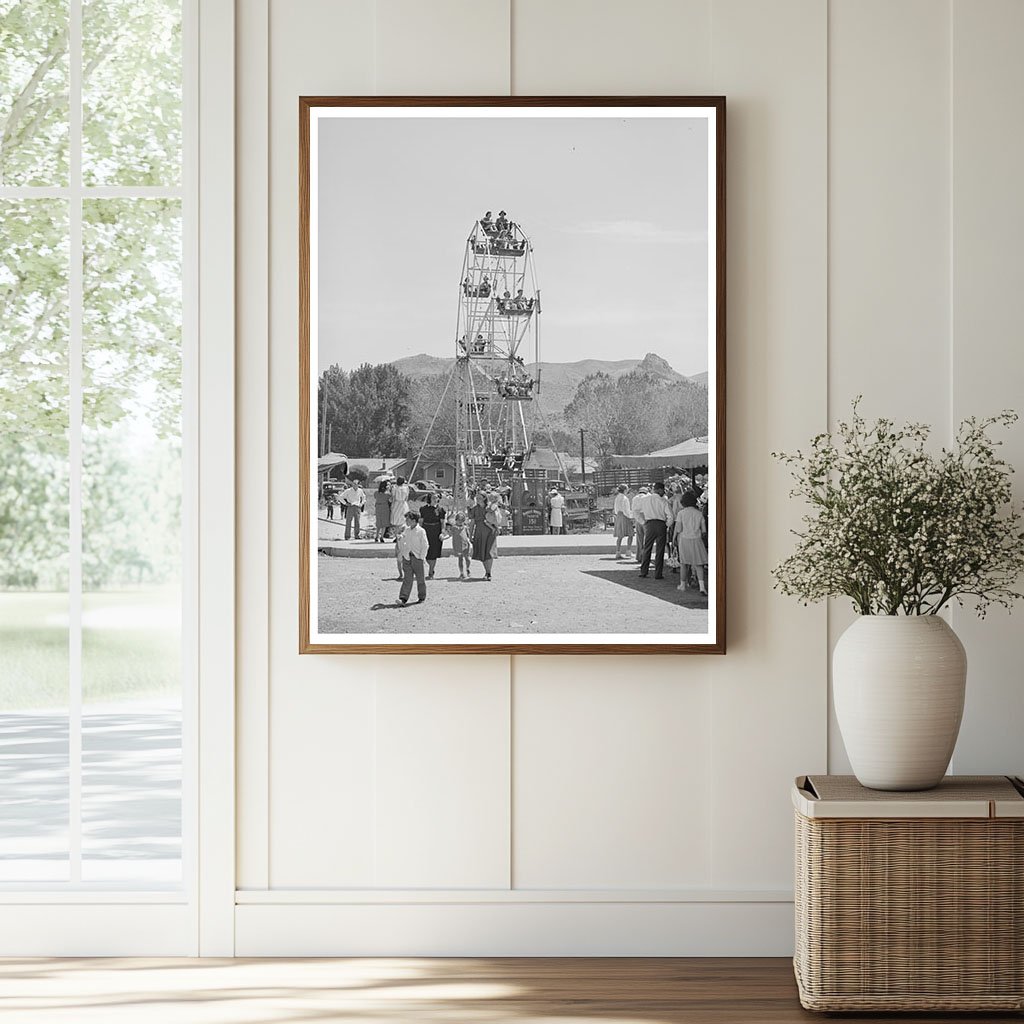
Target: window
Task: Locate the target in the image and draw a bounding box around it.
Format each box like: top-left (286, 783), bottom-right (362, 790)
top-left (0, 0), bottom-right (191, 889)
top-left (435, 468), bottom-right (445, 479)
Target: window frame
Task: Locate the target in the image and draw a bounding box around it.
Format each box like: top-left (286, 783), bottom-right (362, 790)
top-left (0, 0), bottom-right (237, 956)
top-left (0, 0), bottom-right (194, 897)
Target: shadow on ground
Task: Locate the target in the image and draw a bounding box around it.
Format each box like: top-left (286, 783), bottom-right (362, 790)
top-left (582, 568), bottom-right (710, 609)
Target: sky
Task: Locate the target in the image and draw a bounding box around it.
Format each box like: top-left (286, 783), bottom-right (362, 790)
top-left (316, 112), bottom-right (710, 376)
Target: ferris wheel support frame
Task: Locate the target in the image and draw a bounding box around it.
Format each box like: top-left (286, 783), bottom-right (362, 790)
top-left (408, 217), bottom-right (568, 515)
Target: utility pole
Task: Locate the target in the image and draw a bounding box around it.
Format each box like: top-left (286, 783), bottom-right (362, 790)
top-left (320, 378), bottom-right (328, 456)
top-left (579, 428), bottom-right (586, 488)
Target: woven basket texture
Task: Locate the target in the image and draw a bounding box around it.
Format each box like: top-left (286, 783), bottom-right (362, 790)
top-left (795, 810), bottom-right (1024, 1011)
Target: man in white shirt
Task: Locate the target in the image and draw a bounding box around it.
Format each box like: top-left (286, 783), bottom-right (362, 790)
top-left (638, 481), bottom-right (670, 579)
top-left (630, 486), bottom-right (649, 564)
top-left (340, 480), bottom-right (365, 540)
top-left (397, 510), bottom-right (429, 604)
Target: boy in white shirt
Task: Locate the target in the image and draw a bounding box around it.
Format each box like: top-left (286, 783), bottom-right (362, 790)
top-left (397, 510), bottom-right (429, 604)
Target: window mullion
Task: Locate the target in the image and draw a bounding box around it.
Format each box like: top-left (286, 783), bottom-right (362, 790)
top-left (68, 0), bottom-right (83, 885)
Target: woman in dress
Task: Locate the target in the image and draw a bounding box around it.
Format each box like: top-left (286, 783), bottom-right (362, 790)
top-left (467, 490), bottom-right (498, 581)
top-left (374, 480), bottom-right (391, 542)
top-left (612, 483), bottom-right (634, 559)
top-left (674, 490), bottom-right (708, 596)
top-left (419, 492), bottom-right (446, 579)
top-left (548, 488), bottom-right (566, 535)
top-left (389, 476), bottom-right (411, 579)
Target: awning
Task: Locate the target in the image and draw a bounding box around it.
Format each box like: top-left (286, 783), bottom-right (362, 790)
top-left (611, 437), bottom-right (709, 469)
top-left (317, 452), bottom-right (349, 470)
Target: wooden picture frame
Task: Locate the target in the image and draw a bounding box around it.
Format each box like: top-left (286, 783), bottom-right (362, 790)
top-left (300, 96), bottom-right (725, 654)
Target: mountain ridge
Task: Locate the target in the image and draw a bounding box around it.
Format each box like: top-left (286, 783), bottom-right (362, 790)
top-left (390, 351), bottom-right (704, 422)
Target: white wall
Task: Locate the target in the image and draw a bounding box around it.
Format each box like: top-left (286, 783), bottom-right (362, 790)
top-left (234, 0), bottom-right (1024, 955)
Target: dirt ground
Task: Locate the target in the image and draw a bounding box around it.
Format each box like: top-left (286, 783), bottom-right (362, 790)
top-left (317, 550), bottom-right (709, 635)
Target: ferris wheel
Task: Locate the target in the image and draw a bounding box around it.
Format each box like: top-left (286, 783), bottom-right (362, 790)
top-left (408, 210), bottom-right (570, 507)
top-left (453, 212), bottom-right (543, 493)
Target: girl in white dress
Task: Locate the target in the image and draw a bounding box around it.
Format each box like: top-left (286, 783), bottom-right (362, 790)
top-left (674, 491), bottom-right (708, 596)
top-left (389, 477), bottom-right (411, 579)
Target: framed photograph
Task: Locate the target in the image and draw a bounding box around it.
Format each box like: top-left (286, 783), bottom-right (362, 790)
top-left (300, 96), bottom-right (725, 654)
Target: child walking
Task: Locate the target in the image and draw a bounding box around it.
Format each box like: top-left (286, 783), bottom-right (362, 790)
top-left (447, 512), bottom-right (472, 579)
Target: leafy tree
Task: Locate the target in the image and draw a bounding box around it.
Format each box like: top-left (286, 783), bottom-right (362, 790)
top-left (317, 362), bottom-right (412, 459)
top-left (564, 370), bottom-right (709, 457)
top-left (405, 371), bottom-right (458, 464)
top-left (1, 0), bottom-right (183, 590)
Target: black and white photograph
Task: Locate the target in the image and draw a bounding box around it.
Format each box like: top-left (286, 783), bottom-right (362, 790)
top-left (301, 98), bottom-right (725, 652)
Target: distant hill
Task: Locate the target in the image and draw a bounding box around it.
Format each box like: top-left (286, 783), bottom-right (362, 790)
top-left (391, 353), bottom-right (452, 378)
top-left (689, 370), bottom-right (708, 386)
top-left (391, 351), bottom-right (697, 421)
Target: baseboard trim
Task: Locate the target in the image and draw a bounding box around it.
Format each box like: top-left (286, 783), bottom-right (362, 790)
top-left (235, 900), bottom-right (795, 956)
top-left (236, 887), bottom-right (792, 904)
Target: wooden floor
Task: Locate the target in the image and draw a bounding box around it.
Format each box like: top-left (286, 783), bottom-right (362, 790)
top-left (0, 957), bottom-right (1019, 1023)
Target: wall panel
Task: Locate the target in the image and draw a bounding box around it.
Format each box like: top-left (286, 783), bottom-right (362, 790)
top-left (826, 0), bottom-right (952, 773)
top-left (949, 0), bottom-right (1024, 777)
top-left (513, 659), bottom-right (713, 889)
top-left (374, 660), bottom-right (511, 888)
top-left (266, 0), bottom-right (377, 888)
top-left (376, 0), bottom-right (510, 95)
top-left (707, 0), bottom-right (828, 889)
top-left (512, 0), bottom-right (712, 95)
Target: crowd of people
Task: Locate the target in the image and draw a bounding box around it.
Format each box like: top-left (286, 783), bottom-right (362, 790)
top-left (393, 487), bottom-right (505, 603)
top-left (322, 471), bottom-right (709, 607)
top-left (323, 477), bottom-right (507, 604)
top-left (612, 474), bottom-right (710, 595)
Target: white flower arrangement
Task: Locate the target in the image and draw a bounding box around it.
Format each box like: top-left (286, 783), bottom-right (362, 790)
top-left (773, 401), bottom-right (1024, 617)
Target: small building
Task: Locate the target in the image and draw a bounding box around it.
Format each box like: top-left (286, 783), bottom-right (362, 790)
top-left (354, 456), bottom-right (456, 490)
top-left (411, 459), bottom-right (456, 490)
top-left (345, 456), bottom-right (409, 483)
top-left (522, 447), bottom-right (571, 484)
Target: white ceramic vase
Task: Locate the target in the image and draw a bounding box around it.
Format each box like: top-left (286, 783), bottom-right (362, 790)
top-left (833, 615), bottom-right (967, 791)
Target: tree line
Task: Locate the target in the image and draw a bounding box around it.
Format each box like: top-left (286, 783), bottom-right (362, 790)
top-left (563, 369), bottom-right (709, 460)
top-left (317, 362), bottom-right (709, 467)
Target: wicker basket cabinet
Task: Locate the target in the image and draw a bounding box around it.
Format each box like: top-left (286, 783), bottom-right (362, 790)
top-left (793, 775), bottom-right (1024, 1012)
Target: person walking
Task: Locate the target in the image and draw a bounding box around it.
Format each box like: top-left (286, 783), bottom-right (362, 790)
top-left (638, 481), bottom-right (670, 580)
top-left (339, 479), bottom-right (365, 540)
top-left (468, 490), bottom-right (498, 580)
top-left (674, 491), bottom-right (709, 597)
top-left (389, 476), bottom-right (411, 578)
top-left (397, 510), bottom-right (428, 604)
top-left (631, 485), bottom-right (648, 563)
top-left (447, 511), bottom-right (472, 579)
top-left (419, 492), bottom-right (445, 579)
top-left (613, 483), bottom-right (634, 559)
top-left (374, 480), bottom-right (391, 542)
top-left (548, 488), bottom-right (566, 535)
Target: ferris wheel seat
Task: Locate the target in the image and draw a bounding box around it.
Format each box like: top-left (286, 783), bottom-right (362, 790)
top-left (473, 243), bottom-right (526, 257)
